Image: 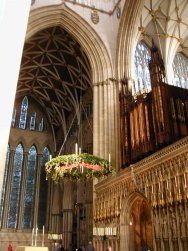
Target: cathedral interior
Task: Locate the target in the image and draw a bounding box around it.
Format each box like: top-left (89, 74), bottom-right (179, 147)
top-left (0, 0), bottom-right (188, 251)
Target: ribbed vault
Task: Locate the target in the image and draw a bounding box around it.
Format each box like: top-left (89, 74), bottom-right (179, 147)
top-left (16, 4), bottom-right (112, 145)
top-left (117, 0), bottom-right (188, 82)
top-left (17, 26), bottom-right (91, 134)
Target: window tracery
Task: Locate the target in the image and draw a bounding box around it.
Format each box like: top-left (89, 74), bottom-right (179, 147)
top-left (133, 42), bottom-right (151, 96)
top-left (173, 53), bottom-right (188, 89)
top-left (19, 96), bottom-right (28, 129)
top-left (22, 145), bottom-right (37, 229)
top-left (7, 144), bottom-right (23, 228)
top-left (37, 147), bottom-right (50, 228)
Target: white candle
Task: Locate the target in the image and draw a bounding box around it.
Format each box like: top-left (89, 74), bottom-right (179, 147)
top-left (31, 228), bottom-right (34, 246)
top-left (35, 226), bottom-right (38, 246)
top-left (109, 153), bottom-right (111, 171)
top-left (42, 225), bottom-right (44, 247)
top-left (79, 147), bottom-right (81, 154)
top-left (75, 143), bottom-right (78, 155)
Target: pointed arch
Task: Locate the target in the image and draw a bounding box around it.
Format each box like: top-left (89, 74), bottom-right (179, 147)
top-left (37, 146), bottom-right (50, 228)
top-left (22, 145), bottom-right (37, 229)
top-left (26, 5), bottom-right (113, 83)
top-left (7, 143), bottom-right (24, 228)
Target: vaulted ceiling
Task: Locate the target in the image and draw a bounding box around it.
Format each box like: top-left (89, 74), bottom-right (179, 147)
top-left (141, 0), bottom-right (188, 59)
top-left (17, 26), bottom-right (92, 134)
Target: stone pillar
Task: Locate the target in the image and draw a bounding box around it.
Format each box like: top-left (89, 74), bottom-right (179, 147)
top-left (0, 0), bottom-right (31, 203)
top-left (62, 181), bottom-right (74, 250)
top-left (33, 154), bottom-right (42, 228)
top-left (93, 80), bottom-right (119, 165)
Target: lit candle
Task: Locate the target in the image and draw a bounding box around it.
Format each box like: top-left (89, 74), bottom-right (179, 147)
top-left (79, 147), bottom-right (81, 154)
top-left (35, 226), bottom-right (38, 246)
top-left (42, 225), bottom-right (44, 247)
top-left (109, 153), bottom-right (111, 171)
top-left (75, 143), bottom-right (78, 155)
top-left (31, 228), bottom-right (34, 246)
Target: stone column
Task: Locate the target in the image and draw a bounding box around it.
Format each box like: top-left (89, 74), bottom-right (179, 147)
top-left (0, 0), bottom-right (31, 203)
top-left (33, 154), bottom-right (42, 228)
top-left (93, 80), bottom-right (119, 164)
top-left (62, 180), bottom-right (74, 250)
top-left (93, 84), bottom-right (99, 156)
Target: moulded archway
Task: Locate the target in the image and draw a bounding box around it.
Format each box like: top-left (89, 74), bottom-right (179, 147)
top-left (25, 4), bottom-right (117, 163)
top-left (120, 192), bottom-right (153, 251)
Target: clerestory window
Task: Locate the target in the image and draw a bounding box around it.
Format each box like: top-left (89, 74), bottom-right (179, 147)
top-left (134, 41), bottom-right (151, 96)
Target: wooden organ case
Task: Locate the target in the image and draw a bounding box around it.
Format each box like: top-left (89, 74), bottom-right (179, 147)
top-left (120, 45), bottom-right (188, 168)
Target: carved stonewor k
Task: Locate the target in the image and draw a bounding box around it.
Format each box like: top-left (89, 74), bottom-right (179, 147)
top-left (149, 40), bottom-right (172, 147)
top-left (119, 78), bottom-right (132, 168)
top-left (91, 9), bottom-right (99, 24)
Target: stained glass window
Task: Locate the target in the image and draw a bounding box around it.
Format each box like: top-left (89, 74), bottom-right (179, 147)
top-left (39, 118), bottom-right (44, 132)
top-left (37, 147), bottom-right (50, 228)
top-left (134, 41), bottom-right (151, 95)
top-left (11, 109), bottom-right (16, 128)
top-left (30, 112), bottom-right (36, 130)
top-left (173, 53), bottom-right (188, 89)
top-left (19, 96), bottom-right (28, 129)
top-left (22, 145), bottom-right (37, 229)
top-left (0, 144), bottom-right (10, 226)
top-left (7, 144), bottom-right (23, 228)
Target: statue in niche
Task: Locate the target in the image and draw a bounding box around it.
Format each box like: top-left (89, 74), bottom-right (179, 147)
top-left (169, 207), bottom-right (177, 238)
top-left (162, 209), bottom-right (168, 238)
top-left (179, 204), bottom-right (187, 237)
top-left (153, 210), bottom-right (160, 238)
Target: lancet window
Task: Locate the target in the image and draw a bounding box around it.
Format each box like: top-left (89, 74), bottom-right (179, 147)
top-left (30, 112), bottom-right (36, 130)
top-left (19, 96), bottom-right (28, 129)
top-left (22, 145), bottom-right (37, 229)
top-left (37, 147), bottom-right (50, 228)
top-left (7, 144), bottom-right (24, 228)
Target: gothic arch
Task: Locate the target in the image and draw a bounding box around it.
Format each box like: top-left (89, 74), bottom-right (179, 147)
top-left (120, 191), bottom-right (153, 251)
top-left (116, 0), bottom-right (144, 79)
top-left (26, 4), bottom-right (113, 84)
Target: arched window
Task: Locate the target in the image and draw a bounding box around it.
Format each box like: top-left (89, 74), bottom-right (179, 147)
top-left (134, 42), bottom-right (151, 96)
top-left (19, 96), bottom-right (28, 129)
top-left (30, 112), bottom-right (36, 130)
top-left (39, 118), bottom-right (44, 132)
top-left (11, 109), bottom-right (16, 128)
top-left (0, 144), bottom-right (10, 226)
top-left (7, 144), bottom-right (24, 228)
top-left (37, 147), bottom-right (50, 228)
top-left (22, 145), bottom-right (37, 229)
top-left (173, 53), bottom-right (188, 89)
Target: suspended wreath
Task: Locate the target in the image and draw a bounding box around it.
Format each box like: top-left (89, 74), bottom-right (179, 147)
top-left (45, 153), bottom-right (115, 182)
